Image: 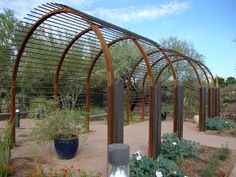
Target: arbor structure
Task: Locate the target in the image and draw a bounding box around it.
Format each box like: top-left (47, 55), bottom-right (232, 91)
top-left (8, 3), bottom-right (219, 157)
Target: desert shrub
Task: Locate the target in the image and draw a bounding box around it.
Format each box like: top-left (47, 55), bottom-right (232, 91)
top-left (27, 98), bottom-right (54, 119)
top-left (216, 144), bottom-right (231, 161)
top-left (161, 133), bottom-right (199, 162)
top-left (89, 106), bottom-right (105, 115)
top-left (31, 109), bottom-right (87, 142)
top-left (202, 145), bottom-right (231, 177)
top-left (206, 117), bottom-right (233, 131)
top-left (0, 122), bottom-right (13, 177)
top-left (130, 153), bottom-right (185, 177)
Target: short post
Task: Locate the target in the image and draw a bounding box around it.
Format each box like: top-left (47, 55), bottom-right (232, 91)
top-left (152, 84), bottom-right (161, 158)
top-left (15, 109), bottom-right (20, 128)
top-left (176, 85), bottom-right (184, 137)
top-left (108, 143), bottom-right (130, 177)
top-left (199, 87), bottom-right (206, 131)
top-left (113, 80), bottom-right (124, 143)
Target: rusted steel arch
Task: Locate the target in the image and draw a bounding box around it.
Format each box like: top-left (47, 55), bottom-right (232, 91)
top-left (150, 46), bottom-right (180, 132)
top-left (141, 54), bottom-right (203, 124)
top-left (165, 49), bottom-right (215, 88)
top-left (126, 50), bottom-right (159, 123)
top-left (140, 53), bottom-right (206, 128)
top-left (152, 54), bottom-right (203, 87)
top-left (85, 35), bottom-right (156, 157)
top-left (10, 7), bottom-right (115, 144)
top-left (126, 47), bottom-right (179, 132)
top-left (54, 27), bottom-right (95, 111)
top-left (86, 36), bottom-right (130, 132)
top-left (10, 8), bottom-right (76, 144)
top-left (155, 58), bottom-right (197, 83)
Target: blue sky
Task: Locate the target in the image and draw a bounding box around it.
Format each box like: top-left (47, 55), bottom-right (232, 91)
top-left (1, 0), bottom-right (236, 78)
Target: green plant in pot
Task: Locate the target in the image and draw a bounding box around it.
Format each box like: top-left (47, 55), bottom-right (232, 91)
top-left (31, 109), bottom-right (86, 159)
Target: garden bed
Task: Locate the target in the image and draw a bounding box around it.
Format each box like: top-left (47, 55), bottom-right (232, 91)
top-left (181, 146), bottom-right (236, 177)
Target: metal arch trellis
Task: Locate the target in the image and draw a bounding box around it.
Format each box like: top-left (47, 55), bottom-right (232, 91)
top-left (9, 2), bottom-right (219, 158)
top-left (126, 48), bottom-right (217, 132)
top-left (10, 2), bottom-right (157, 155)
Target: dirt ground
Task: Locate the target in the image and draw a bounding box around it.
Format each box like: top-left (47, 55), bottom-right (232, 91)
top-left (1, 119), bottom-right (236, 176)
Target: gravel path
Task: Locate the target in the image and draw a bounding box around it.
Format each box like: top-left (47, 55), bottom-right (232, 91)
top-left (1, 119), bottom-right (236, 176)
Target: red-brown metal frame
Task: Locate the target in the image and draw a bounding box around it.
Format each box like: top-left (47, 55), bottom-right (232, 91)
top-left (85, 36), bottom-right (156, 156)
top-left (10, 3), bottom-right (217, 159)
top-left (10, 8), bottom-right (116, 145)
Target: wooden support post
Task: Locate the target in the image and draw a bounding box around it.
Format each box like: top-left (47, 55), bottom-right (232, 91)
top-left (199, 87), bottom-right (206, 131)
top-left (176, 85), bottom-right (184, 137)
top-left (152, 84), bottom-right (162, 158)
top-left (113, 80), bottom-right (124, 143)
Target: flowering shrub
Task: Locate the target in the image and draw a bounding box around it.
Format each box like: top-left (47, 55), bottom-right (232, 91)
top-left (206, 117), bottom-right (233, 131)
top-left (27, 166), bottom-right (101, 177)
top-left (130, 152), bottom-right (186, 177)
top-left (161, 134), bottom-right (199, 162)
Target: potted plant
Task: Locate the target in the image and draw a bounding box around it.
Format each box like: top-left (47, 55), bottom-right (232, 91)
top-left (31, 109), bottom-right (86, 159)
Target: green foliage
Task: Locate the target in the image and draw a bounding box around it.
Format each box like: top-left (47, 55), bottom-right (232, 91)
top-left (202, 154), bottom-right (219, 177)
top-left (217, 76), bottom-right (236, 88)
top-left (89, 106), bottom-right (105, 115)
top-left (217, 144), bottom-right (231, 161)
top-left (161, 133), bottom-right (199, 162)
top-left (202, 145), bottom-right (231, 177)
top-left (206, 117), bottom-right (233, 131)
top-left (0, 122), bottom-right (13, 177)
top-left (161, 105), bottom-right (171, 114)
top-left (31, 109), bottom-right (87, 142)
top-left (130, 153), bottom-right (185, 177)
top-left (27, 98), bottom-right (54, 119)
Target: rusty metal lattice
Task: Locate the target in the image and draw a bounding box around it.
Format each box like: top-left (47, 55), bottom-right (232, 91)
top-left (7, 2), bottom-right (218, 158)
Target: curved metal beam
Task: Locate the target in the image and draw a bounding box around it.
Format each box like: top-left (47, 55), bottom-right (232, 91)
top-left (10, 7), bottom-right (115, 145)
top-left (126, 50), bottom-right (159, 123)
top-left (166, 49), bottom-right (215, 87)
top-left (153, 54), bottom-right (202, 86)
top-left (131, 38), bottom-right (155, 157)
top-left (86, 36), bottom-right (156, 157)
top-left (88, 23), bottom-right (114, 145)
top-left (10, 8), bottom-right (76, 144)
top-left (85, 36), bottom-right (130, 131)
top-left (54, 27), bottom-right (94, 112)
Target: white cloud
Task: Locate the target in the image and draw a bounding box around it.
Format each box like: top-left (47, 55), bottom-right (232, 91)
top-left (88, 1), bottom-right (191, 23)
top-left (0, 0), bottom-right (94, 19)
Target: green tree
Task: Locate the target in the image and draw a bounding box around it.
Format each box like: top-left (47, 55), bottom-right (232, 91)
top-left (217, 76), bottom-right (226, 87)
top-left (226, 77), bottom-right (236, 86)
top-left (159, 36), bottom-right (205, 118)
top-left (0, 9), bottom-right (19, 112)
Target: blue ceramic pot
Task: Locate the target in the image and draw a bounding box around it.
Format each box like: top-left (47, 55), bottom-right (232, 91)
top-left (54, 135), bottom-right (79, 159)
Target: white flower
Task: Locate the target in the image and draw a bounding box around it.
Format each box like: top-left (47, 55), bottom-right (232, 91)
top-left (136, 154), bottom-right (142, 161)
top-left (136, 151), bottom-right (141, 155)
top-left (226, 121), bottom-right (228, 124)
top-left (156, 171), bottom-right (163, 177)
top-left (172, 142), bottom-right (177, 146)
top-left (184, 176), bottom-right (188, 177)
top-left (173, 171), bottom-right (177, 174)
